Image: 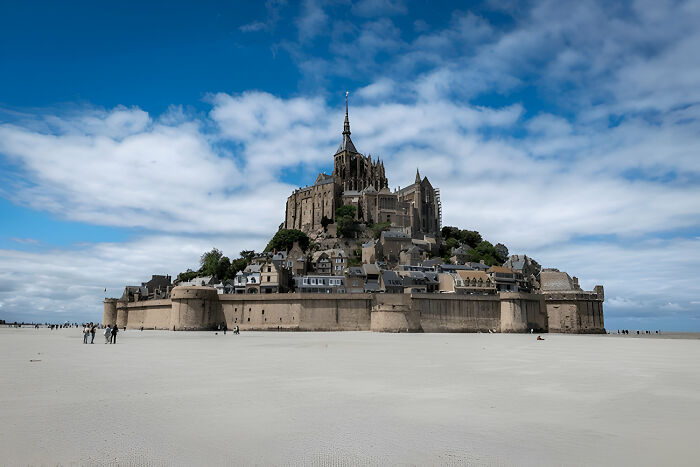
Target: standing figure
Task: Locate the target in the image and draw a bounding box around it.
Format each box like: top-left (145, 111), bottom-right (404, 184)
top-left (111, 325), bottom-right (118, 344)
top-left (104, 325), bottom-right (112, 344)
top-left (90, 324), bottom-right (96, 344)
top-left (83, 325), bottom-right (89, 344)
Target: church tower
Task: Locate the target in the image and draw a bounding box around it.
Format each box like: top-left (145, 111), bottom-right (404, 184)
top-left (333, 92), bottom-right (388, 192)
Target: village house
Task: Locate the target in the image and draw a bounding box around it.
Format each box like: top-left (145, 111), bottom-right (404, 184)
top-left (380, 270), bottom-right (404, 293)
top-left (239, 264), bottom-right (262, 294)
top-left (362, 239), bottom-right (381, 264)
top-left (362, 263), bottom-right (381, 292)
top-left (456, 270), bottom-right (497, 295)
top-left (295, 275), bottom-right (345, 294)
top-left (380, 230), bottom-right (413, 266)
top-left (399, 245), bottom-right (423, 266)
top-left (259, 260), bottom-right (293, 294)
top-left (286, 242), bottom-right (308, 276)
top-left (437, 272), bottom-right (466, 293)
top-left (344, 266), bottom-right (366, 293)
top-left (487, 266), bottom-right (518, 292)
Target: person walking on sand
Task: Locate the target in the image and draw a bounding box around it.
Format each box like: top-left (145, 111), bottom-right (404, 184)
top-left (111, 325), bottom-right (118, 344)
top-left (222, 322), bottom-right (227, 335)
top-left (104, 325), bottom-right (111, 344)
top-left (90, 324), bottom-right (96, 344)
top-left (83, 324), bottom-right (89, 344)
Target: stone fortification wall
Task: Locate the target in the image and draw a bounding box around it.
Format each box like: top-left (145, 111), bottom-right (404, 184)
top-left (545, 292), bottom-right (605, 334)
top-left (103, 286), bottom-right (601, 333)
top-left (500, 292), bottom-right (547, 333)
top-left (219, 293), bottom-right (373, 331)
top-left (412, 294), bottom-right (502, 332)
top-left (370, 294), bottom-right (421, 332)
top-left (123, 299), bottom-right (173, 330)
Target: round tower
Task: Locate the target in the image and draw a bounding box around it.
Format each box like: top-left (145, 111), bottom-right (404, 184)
top-left (116, 302), bottom-right (129, 328)
top-left (170, 286), bottom-right (222, 331)
top-left (103, 298), bottom-right (118, 326)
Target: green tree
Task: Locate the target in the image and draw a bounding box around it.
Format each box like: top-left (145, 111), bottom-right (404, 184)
top-left (460, 230), bottom-right (482, 248)
top-left (494, 243), bottom-right (509, 264)
top-left (176, 268), bottom-right (198, 283)
top-left (200, 248), bottom-right (223, 276)
top-left (467, 241), bottom-right (502, 266)
top-left (228, 257), bottom-right (248, 278)
top-left (335, 205), bottom-right (357, 238)
top-left (239, 250), bottom-right (256, 262)
top-left (335, 205), bottom-right (356, 218)
top-left (370, 222), bottom-right (391, 239)
top-left (265, 229), bottom-right (310, 252)
top-left (445, 237), bottom-right (459, 251)
top-left (216, 256), bottom-right (231, 280)
top-left (441, 226), bottom-right (460, 240)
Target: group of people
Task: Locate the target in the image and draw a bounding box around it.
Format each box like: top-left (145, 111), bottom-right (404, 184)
top-left (82, 323), bottom-right (97, 344)
top-left (617, 329), bottom-right (660, 335)
top-left (102, 325), bottom-right (119, 344)
top-left (216, 322), bottom-right (240, 335)
top-left (81, 323), bottom-right (119, 343)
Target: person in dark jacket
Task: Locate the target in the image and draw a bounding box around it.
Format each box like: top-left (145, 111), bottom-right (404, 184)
top-left (111, 325), bottom-right (118, 344)
top-left (90, 324), bottom-right (96, 344)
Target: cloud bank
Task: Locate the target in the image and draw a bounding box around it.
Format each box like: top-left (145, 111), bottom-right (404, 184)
top-left (1, 0), bottom-right (699, 329)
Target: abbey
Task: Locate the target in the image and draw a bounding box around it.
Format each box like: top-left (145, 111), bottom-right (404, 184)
top-left (284, 94), bottom-right (442, 239)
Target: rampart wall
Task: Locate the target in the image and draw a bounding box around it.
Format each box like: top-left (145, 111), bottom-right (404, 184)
top-left (104, 287), bottom-right (602, 333)
top-left (545, 292), bottom-right (605, 334)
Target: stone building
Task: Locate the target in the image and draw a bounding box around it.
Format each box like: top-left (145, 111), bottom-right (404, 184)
top-left (284, 93), bottom-right (441, 239)
top-left (539, 268), bottom-right (605, 333)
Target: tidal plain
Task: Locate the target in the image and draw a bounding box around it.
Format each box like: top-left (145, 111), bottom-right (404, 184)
top-left (1, 328), bottom-right (698, 466)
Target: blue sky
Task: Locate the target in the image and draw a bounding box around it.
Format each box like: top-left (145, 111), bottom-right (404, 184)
top-left (1, 0), bottom-right (699, 330)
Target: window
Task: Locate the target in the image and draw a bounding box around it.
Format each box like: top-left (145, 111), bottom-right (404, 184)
top-left (303, 278), bottom-right (309, 285)
top-left (262, 310), bottom-right (264, 315)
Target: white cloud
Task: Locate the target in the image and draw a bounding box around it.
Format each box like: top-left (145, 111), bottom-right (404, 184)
top-left (0, 234), bottom-right (266, 323)
top-left (1, 0), bottom-right (700, 328)
top-left (297, 0), bottom-right (328, 43)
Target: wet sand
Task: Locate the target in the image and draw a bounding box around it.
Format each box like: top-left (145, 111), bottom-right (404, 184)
top-left (1, 328), bottom-right (699, 466)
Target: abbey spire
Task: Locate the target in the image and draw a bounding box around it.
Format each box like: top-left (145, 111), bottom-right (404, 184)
top-left (343, 91), bottom-right (351, 135)
top-left (336, 90), bottom-right (357, 154)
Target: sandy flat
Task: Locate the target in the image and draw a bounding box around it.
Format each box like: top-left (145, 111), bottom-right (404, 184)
top-left (1, 328), bottom-right (699, 466)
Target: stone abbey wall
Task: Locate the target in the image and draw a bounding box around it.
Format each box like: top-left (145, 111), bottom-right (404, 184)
top-left (104, 286), bottom-right (596, 333)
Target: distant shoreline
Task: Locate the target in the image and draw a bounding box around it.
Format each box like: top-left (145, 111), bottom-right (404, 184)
top-left (2, 325), bottom-right (700, 339)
